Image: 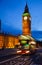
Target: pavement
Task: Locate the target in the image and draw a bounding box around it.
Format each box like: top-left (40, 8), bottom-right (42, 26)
top-left (0, 48), bottom-right (42, 65)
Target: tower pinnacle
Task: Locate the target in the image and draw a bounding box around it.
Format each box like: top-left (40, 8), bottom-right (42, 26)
top-left (24, 3), bottom-right (29, 13)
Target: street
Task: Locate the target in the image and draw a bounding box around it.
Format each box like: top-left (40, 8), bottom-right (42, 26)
top-left (0, 48), bottom-right (42, 65)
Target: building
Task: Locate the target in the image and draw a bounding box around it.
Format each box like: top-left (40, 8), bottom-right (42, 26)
top-left (0, 34), bottom-right (19, 49)
top-left (0, 3), bottom-right (36, 49)
top-left (22, 3), bottom-right (31, 36)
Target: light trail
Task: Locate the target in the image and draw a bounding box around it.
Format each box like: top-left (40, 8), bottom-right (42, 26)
top-left (0, 55), bottom-right (21, 64)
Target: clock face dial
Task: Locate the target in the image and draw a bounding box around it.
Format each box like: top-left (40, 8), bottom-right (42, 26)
top-left (24, 16), bottom-right (27, 20)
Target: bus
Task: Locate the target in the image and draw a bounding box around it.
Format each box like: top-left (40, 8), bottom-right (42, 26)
top-left (16, 35), bottom-right (36, 54)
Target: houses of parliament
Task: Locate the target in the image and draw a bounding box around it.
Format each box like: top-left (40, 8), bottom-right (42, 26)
top-left (0, 4), bottom-right (35, 49)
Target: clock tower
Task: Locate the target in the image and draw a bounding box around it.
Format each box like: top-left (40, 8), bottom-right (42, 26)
top-left (22, 3), bottom-right (31, 36)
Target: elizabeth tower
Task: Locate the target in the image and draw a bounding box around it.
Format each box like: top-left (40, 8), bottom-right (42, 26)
top-left (22, 3), bottom-right (31, 36)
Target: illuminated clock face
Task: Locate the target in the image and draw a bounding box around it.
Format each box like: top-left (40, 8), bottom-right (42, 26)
top-left (24, 16), bottom-right (27, 20)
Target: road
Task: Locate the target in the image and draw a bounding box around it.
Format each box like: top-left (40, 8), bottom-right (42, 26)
top-left (0, 48), bottom-right (42, 65)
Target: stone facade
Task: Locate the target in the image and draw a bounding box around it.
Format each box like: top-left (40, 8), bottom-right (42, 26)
top-left (0, 34), bottom-right (19, 48)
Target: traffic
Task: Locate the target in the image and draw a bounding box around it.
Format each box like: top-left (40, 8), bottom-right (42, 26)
top-left (15, 35), bottom-right (36, 55)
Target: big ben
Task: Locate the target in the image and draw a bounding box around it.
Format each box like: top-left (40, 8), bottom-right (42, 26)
top-left (22, 3), bottom-right (31, 36)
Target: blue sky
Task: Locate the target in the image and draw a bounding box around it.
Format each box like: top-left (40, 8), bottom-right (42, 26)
top-left (0, 0), bottom-right (42, 34)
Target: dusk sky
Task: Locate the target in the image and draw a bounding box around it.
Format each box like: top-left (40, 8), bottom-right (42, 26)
top-left (0, 0), bottom-right (42, 34)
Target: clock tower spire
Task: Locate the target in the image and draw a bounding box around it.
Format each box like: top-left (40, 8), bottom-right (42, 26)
top-left (24, 3), bottom-right (29, 13)
top-left (22, 3), bottom-right (31, 36)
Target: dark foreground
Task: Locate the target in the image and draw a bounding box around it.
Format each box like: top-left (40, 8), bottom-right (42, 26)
top-left (0, 48), bottom-right (42, 65)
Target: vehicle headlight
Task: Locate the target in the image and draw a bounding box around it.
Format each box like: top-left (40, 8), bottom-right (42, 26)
top-left (17, 50), bottom-right (21, 53)
top-left (26, 51), bottom-right (30, 53)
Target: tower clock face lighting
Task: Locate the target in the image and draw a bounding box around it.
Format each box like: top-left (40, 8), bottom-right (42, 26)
top-left (24, 16), bottom-right (27, 20)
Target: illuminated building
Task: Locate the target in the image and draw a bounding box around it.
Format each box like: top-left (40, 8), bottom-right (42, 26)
top-left (22, 3), bottom-right (31, 36)
top-left (0, 3), bottom-right (36, 49)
